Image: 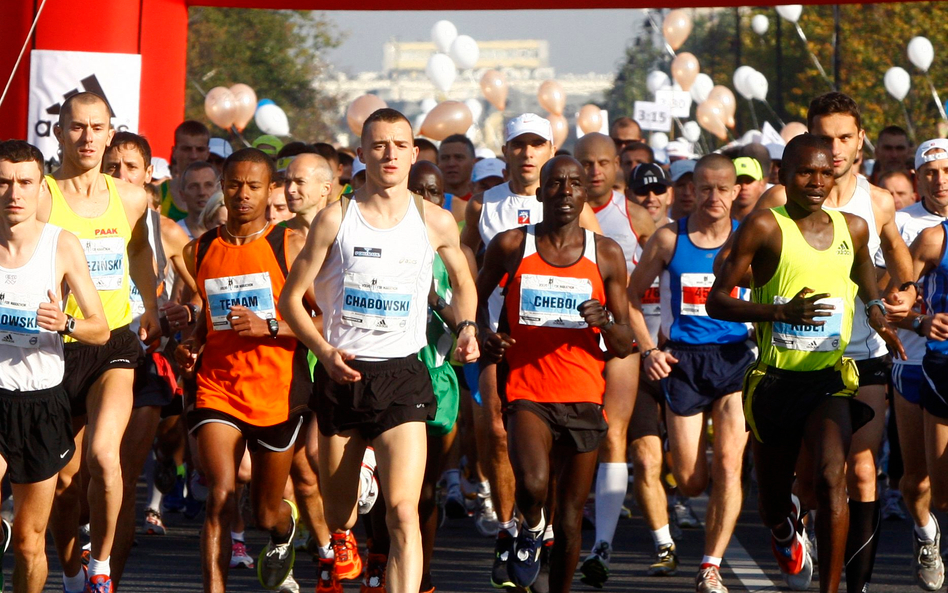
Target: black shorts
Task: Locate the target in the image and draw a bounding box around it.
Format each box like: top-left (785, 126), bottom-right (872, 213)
top-left (505, 399), bottom-right (607, 453)
top-left (855, 355), bottom-right (891, 387)
top-left (63, 325), bottom-right (144, 417)
top-left (133, 353), bottom-right (176, 409)
top-left (743, 360), bottom-right (874, 445)
top-left (921, 350), bottom-right (948, 419)
top-left (187, 408), bottom-right (306, 453)
top-left (0, 384), bottom-right (76, 484)
top-left (662, 341), bottom-right (755, 417)
top-left (313, 354), bottom-right (436, 440)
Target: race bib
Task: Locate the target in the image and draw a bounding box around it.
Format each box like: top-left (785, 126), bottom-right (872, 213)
top-left (642, 278), bottom-right (660, 317)
top-left (129, 282), bottom-right (145, 319)
top-left (519, 274), bottom-right (593, 329)
top-left (204, 272), bottom-right (276, 331)
top-left (772, 296), bottom-right (844, 352)
top-left (679, 273), bottom-right (736, 316)
top-left (81, 237), bottom-right (125, 291)
top-left (342, 272), bottom-right (413, 332)
top-left (0, 290), bottom-right (44, 348)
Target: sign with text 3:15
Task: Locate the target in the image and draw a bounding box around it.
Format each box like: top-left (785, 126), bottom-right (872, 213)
top-left (633, 101), bottom-right (672, 132)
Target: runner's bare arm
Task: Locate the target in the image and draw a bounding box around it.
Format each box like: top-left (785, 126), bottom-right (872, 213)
top-left (160, 215), bottom-right (196, 292)
top-left (460, 192), bottom-right (485, 254)
top-left (627, 199), bottom-right (657, 246)
top-left (586, 236), bottom-right (634, 357)
top-left (872, 184), bottom-right (916, 318)
top-left (755, 183), bottom-right (787, 211)
top-left (579, 202), bottom-right (603, 233)
top-left (46, 230), bottom-right (110, 345)
top-left (898, 225), bottom-right (948, 339)
top-left (627, 225), bottom-right (678, 381)
top-left (121, 180), bottom-right (161, 342)
top-left (426, 202), bottom-right (479, 363)
top-left (475, 228), bottom-right (524, 362)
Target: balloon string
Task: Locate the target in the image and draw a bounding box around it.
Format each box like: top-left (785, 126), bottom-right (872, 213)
top-left (759, 100), bottom-right (786, 128)
top-left (901, 101), bottom-right (916, 143)
top-left (0, 0), bottom-right (49, 111)
top-left (643, 9), bottom-right (677, 59)
top-left (794, 23), bottom-right (834, 90)
top-left (746, 98), bottom-right (759, 130)
top-left (925, 74), bottom-right (948, 122)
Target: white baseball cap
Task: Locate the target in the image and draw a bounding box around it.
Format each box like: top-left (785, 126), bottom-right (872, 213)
top-left (766, 142), bottom-right (785, 162)
top-left (915, 138), bottom-right (948, 170)
top-left (505, 113), bottom-right (553, 144)
top-left (475, 147), bottom-right (496, 160)
top-left (209, 137), bottom-right (233, 159)
top-left (472, 158), bottom-right (506, 182)
top-left (351, 156), bottom-right (366, 176)
top-left (151, 157), bottom-right (171, 180)
top-left (670, 159), bottom-right (697, 182)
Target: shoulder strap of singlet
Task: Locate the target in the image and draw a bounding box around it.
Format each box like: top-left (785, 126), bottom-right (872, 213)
top-left (522, 224), bottom-right (537, 258)
top-left (412, 192), bottom-right (426, 225)
top-left (264, 225), bottom-right (290, 278)
top-left (340, 194), bottom-right (350, 220)
top-left (194, 228), bottom-right (219, 275)
top-left (583, 229), bottom-right (597, 262)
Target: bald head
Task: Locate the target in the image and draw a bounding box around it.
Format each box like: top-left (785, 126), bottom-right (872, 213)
top-left (59, 92), bottom-right (111, 128)
top-left (694, 153), bottom-right (736, 186)
top-left (285, 153), bottom-right (334, 215)
top-left (287, 153), bottom-right (333, 184)
top-left (575, 133), bottom-right (617, 160)
top-left (574, 133), bottom-right (619, 203)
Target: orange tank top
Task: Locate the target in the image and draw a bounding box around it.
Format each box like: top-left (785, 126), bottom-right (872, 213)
top-left (194, 225), bottom-right (309, 426)
top-left (503, 226), bottom-right (607, 405)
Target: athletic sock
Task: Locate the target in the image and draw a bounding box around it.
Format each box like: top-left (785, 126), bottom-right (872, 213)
top-left (176, 463), bottom-right (187, 479)
top-left (444, 469), bottom-right (461, 489)
top-left (542, 524), bottom-right (554, 542)
top-left (700, 555), bottom-right (722, 569)
top-left (478, 480), bottom-right (491, 497)
top-left (845, 500), bottom-right (881, 593)
top-left (499, 519), bottom-right (518, 537)
top-left (144, 451), bottom-right (163, 511)
top-left (88, 556), bottom-right (111, 577)
top-left (652, 524), bottom-right (673, 549)
top-left (916, 512), bottom-right (938, 542)
top-left (318, 543), bottom-right (333, 559)
top-left (594, 462), bottom-right (628, 547)
top-left (63, 569), bottom-right (85, 593)
top-left (231, 530), bottom-right (245, 543)
top-left (525, 512), bottom-right (545, 535)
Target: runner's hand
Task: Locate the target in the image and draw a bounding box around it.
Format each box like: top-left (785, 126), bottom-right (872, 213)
top-left (161, 302), bottom-right (191, 332)
top-left (455, 329), bottom-right (480, 364)
top-left (778, 288), bottom-right (833, 326)
top-left (884, 287), bottom-right (914, 322)
top-left (644, 350), bottom-right (678, 381)
top-left (578, 299), bottom-right (611, 329)
top-left (924, 313), bottom-right (948, 342)
top-left (482, 331), bottom-right (515, 364)
top-left (227, 305), bottom-right (266, 338)
top-left (322, 349), bottom-right (362, 383)
top-left (868, 306), bottom-right (906, 360)
top-left (36, 289), bottom-right (67, 332)
top-left (175, 338), bottom-right (201, 371)
top-left (139, 309), bottom-right (162, 344)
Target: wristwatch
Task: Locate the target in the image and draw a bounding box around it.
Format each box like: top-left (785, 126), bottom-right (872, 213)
top-left (913, 315), bottom-right (928, 336)
top-left (267, 318), bottom-right (279, 339)
top-left (59, 314), bottom-right (76, 336)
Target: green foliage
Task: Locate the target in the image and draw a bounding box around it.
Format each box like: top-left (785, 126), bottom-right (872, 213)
top-left (187, 8), bottom-right (343, 144)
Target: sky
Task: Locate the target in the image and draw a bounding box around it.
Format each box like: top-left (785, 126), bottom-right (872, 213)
top-left (323, 10), bottom-right (648, 76)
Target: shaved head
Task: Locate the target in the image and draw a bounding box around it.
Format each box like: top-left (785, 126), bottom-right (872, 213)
top-left (694, 153), bottom-right (736, 185)
top-left (574, 133), bottom-right (617, 161)
top-left (287, 153), bottom-right (333, 184)
top-left (59, 92), bottom-right (111, 128)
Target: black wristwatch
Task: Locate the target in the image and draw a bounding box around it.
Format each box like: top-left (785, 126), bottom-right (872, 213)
top-left (900, 281), bottom-right (920, 295)
top-left (456, 320), bottom-right (477, 337)
top-left (267, 318), bottom-right (279, 339)
top-left (913, 315), bottom-right (928, 336)
top-left (59, 314), bottom-right (76, 336)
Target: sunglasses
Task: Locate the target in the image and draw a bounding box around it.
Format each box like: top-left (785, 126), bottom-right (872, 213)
top-left (614, 138), bottom-right (642, 150)
top-left (633, 184), bottom-right (669, 197)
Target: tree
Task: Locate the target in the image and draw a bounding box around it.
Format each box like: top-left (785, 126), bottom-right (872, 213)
top-left (187, 8), bottom-right (343, 144)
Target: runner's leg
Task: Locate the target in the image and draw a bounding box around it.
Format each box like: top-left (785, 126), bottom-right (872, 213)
top-left (704, 392), bottom-right (747, 558)
top-left (549, 446), bottom-right (599, 593)
top-left (196, 422), bottom-right (244, 593)
top-left (11, 477), bottom-right (58, 593)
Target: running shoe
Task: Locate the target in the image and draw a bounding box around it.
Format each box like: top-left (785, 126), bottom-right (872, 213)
top-left (531, 538), bottom-right (553, 593)
top-left (443, 482), bottom-right (467, 520)
top-left (277, 569), bottom-right (301, 593)
top-left (83, 575), bottom-right (113, 593)
top-left (695, 565), bottom-right (728, 593)
top-left (674, 497), bottom-right (701, 529)
top-left (771, 494), bottom-right (813, 591)
top-left (230, 540), bottom-right (254, 569)
top-left (358, 447), bottom-right (379, 515)
top-left (648, 542), bottom-right (679, 576)
top-left (508, 525), bottom-right (542, 588)
top-left (580, 540), bottom-right (611, 588)
top-left (81, 542), bottom-right (91, 566)
top-left (143, 508), bottom-right (166, 535)
top-left (331, 530), bottom-right (363, 580)
top-left (258, 499), bottom-right (298, 589)
top-left (882, 489), bottom-right (907, 521)
top-left (316, 557), bottom-right (343, 593)
top-left (913, 514), bottom-right (945, 591)
top-left (360, 553), bottom-right (387, 593)
top-left (153, 456), bottom-right (177, 495)
top-left (0, 518), bottom-right (9, 590)
top-left (490, 530), bottom-right (515, 588)
top-left (475, 494), bottom-right (500, 537)
top-left (161, 475), bottom-right (187, 513)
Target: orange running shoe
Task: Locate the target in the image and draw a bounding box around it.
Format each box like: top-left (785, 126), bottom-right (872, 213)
top-left (316, 557), bottom-right (343, 593)
top-left (360, 553), bottom-right (387, 593)
top-left (332, 531), bottom-right (363, 581)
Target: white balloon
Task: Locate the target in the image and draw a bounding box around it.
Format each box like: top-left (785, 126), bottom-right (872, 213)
top-left (413, 113), bottom-right (427, 134)
top-left (690, 73), bottom-right (714, 104)
top-left (751, 14), bottom-right (769, 36)
top-left (647, 71), bottom-right (671, 95)
top-left (747, 70), bottom-right (769, 101)
top-left (426, 53), bottom-right (457, 93)
top-left (776, 5), bottom-right (803, 23)
top-left (908, 36), bottom-right (935, 72)
top-left (733, 66), bottom-right (756, 100)
top-left (430, 20), bottom-right (457, 54)
top-left (650, 132), bottom-right (669, 151)
top-left (449, 35), bottom-right (480, 70)
top-left (884, 67), bottom-right (911, 101)
top-left (682, 121), bottom-right (701, 143)
top-left (254, 103), bottom-right (289, 136)
top-left (464, 98), bottom-right (484, 123)
top-left (420, 98), bottom-right (438, 114)
top-left (742, 130), bottom-right (763, 145)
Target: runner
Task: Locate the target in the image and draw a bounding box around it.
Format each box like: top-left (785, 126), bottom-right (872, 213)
top-left (42, 92), bottom-right (160, 593)
top-left (158, 121), bottom-right (211, 221)
top-left (477, 155), bottom-right (634, 592)
top-left (438, 134), bottom-right (476, 222)
top-left (176, 161), bottom-right (219, 240)
top-left (574, 132), bottom-right (656, 587)
top-left (174, 147), bottom-right (310, 593)
top-left (279, 108), bottom-right (479, 593)
top-left (757, 92), bottom-right (917, 593)
top-left (628, 154), bottom-right (755, 593)
top-left (0, 139), bottom-right (110, 593)
top-left (707, 133), bottom-right (904, 593)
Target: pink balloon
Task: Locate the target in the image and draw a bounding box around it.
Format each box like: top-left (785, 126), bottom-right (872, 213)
top-left (707, 86), bottom-right (737, 127)
top-left (671, 53), bottom-right (700, 91)
top-left (480, 69), bottom-right (508, 111)
top-left (577, 104), bottom-right (603, 135)
top-left (346, 95), bottom-right (388, 137)
top-left (547, 113), bottom-right (569, 147)
top-left (229, 84), bottom-right (257, 132)
top-left (538, 80), bottom-right (566, 116)
top-left (696, 99), bottom-right (727, 140)
top-left (663, 9), bottom-right (693, 51)
top-left (420, 101), bottom-right (473, 141)
top-left (204, 87), bottom-right (237, 130)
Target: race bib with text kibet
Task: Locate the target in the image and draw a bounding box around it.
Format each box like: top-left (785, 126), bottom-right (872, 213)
top-left (772, 295), bottom-right (844, 352)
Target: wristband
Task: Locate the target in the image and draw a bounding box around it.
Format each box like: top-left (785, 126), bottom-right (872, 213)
top-left (601, 311), bottom-right (615, 331)
top-left (900, 281), bottom-right (920, 294)
top-left (642, 347), bottom-right (658, 359)
top-left (186, 303), bottom-right (199, 325)
top-left (866, 299), bottom-right (886, 317)
top-left (913, 315), bottom-right (928, 336)
top-left (59, 314), bottom-right (76, 336)
top-left (456, 320), bottom-right (477, 337)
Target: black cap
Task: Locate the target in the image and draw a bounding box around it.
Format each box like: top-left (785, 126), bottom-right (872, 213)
top-left (629, 163), bottom-right (671, 191)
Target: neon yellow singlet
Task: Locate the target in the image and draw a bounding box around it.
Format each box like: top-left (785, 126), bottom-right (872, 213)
top-left (752, 206), bottom-right (857, 371)
top-left (46, 174), bottom-right (133, 335)
top-left (159, 180), bottom-right (188, 222)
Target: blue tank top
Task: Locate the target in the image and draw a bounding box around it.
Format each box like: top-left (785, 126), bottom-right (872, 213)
top-left (660, 217), bottom-right (749, 345)
top-left (924, 221), bottom-right (948, 354)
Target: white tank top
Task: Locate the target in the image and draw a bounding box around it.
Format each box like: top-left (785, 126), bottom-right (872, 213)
top-left (825, 176), bottom-right (886, 359)
top-left (594, 190), bottom-right (642, 273)
top-left (478, 182), bottom-right (543, 249)
top-left (315, 196), bottom-right (433, 360)
top-left (0, 224), bottom-right (65, 391)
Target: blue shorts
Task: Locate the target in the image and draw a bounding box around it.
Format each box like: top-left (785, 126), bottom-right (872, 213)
top-left (892, 363), bottom-right (923, 404)
top-left (661, 341), bottom-right (755, 417)
top-left (921, 350), bottom-right (948, 419)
